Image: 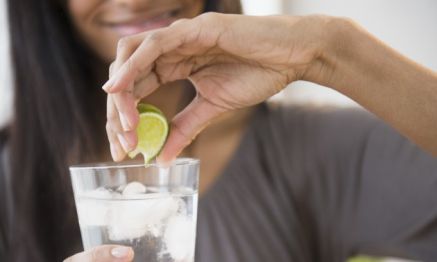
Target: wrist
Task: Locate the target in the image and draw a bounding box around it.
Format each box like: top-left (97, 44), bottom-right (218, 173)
top-left (301, 16), bottom-right (359, 88)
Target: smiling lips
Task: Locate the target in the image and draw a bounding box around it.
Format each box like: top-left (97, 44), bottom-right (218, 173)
top-left (105, 11), bottom-right (178, 37)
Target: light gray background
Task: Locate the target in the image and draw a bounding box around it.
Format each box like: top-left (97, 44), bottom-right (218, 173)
top-left (0, 0), bottom-right (12, 128)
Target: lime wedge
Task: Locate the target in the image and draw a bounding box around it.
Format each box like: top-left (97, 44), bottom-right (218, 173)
top-left (128, 103), bottom-right (169, 164)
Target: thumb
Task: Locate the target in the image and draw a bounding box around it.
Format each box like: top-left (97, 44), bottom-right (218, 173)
top-left (157, 96), bottom-right (226, 164)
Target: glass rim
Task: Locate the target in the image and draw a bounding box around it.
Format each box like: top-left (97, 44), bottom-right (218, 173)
top-left (69, 158), bottom-right (199, 171)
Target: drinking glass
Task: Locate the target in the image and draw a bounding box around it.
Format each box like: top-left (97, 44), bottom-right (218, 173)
top-left (70, 158), bottom-right (199, 262)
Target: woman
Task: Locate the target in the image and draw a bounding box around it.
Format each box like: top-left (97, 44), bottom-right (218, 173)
top-left (2, 0), bottom-right (238, 261)
top-left (1, 1), bottom-right (436, 262)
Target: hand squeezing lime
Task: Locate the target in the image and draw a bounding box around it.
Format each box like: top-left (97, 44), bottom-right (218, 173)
top-left (128, 103), bottom-right (169, 164)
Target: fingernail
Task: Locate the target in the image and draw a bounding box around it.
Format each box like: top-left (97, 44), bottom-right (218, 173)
top-left (111, 246), bottom-right (131, 258)
top-left (117, 133), bottom-right (131, 152)
top-left (110, 143), bottom-right (123, 161)
top-left (119, 113), bottom-right (131, 131)
top-left (102, 79), bottom-right (113, 92)
top-left (110, 143), bottom-right (117, 160)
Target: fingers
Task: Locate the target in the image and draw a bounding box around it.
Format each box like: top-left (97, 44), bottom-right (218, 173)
top-left (106, 95), bottom-right (138, 154)
top-left (106, 123), bottom-right (127, 162)
top-left (103, 23), bottom-right (195, 146)
top-left (157, 96), bottom-right (226, 165)
top-left (104, 27), bottom-right (184, 138)
top-left (104, 31), bottom-right (155, 93)
top-left (110, 91), bottom-right (139, 131)
top-left (63, 245), bottom-right (134, 262)
top-left (110, 34), bottom-right (145, 79)
top-left (107, 95), bottom-right (124, 134)
top-left (102, 14), bottom-right (226, 163)
top-left (132, 71), bottom-right (161, 99)
top-left (103, 18), bottom-right (196, 94)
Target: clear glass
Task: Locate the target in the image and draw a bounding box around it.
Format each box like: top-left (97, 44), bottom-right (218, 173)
top-left (70, 158), bottom-right (199, 262)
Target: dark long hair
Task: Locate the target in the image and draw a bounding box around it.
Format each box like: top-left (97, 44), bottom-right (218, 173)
top-left (4, 0), bottom-right (241, 261)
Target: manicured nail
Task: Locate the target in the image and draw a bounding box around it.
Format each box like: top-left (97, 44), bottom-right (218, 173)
top-left (110, 143), bottom-right (117, 160)
top-left (102, 79), bottom-right (113, 92)
top-left (110, 143), bottom-right (123, 161)
top-left (119, 113), bottom-right (131, 131)
top-left (117, 133), bottom-right (131, 152)
top-left (111, 246), bottom-right (131, 258)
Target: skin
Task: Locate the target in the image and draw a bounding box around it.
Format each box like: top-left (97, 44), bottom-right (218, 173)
top-left (65, 0), bottom-right (251, 261)
top-left (103, 14), bottom-right (437, 163)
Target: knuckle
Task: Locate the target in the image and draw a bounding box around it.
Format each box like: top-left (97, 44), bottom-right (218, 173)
top-left (117, 36), bottom-right (133, 52)
top-left (125, 57), bottom-right (137, 71)
top-left (199, 12), bottom-right (219, 24)
top-left (145, 31), bottom-right (162, 45)
top-left (170, 18), bottom-right (189, 27)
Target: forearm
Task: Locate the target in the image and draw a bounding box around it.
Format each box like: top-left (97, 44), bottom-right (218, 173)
top-left (306, 17), bottom-right (437, 156)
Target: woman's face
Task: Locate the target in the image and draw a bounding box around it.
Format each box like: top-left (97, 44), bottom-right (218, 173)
top-left (68, 0), bottom-right (204, 62)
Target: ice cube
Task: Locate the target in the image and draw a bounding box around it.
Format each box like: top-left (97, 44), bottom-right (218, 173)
top-left (164, 216), bottom-right (195, 260)
top-left (92, 187), bottom-right (113, 198)
top-left (76, 188), bottom-right (113, 226)
top-left (108, 194), bottom-right (182, 241)
top-left (122, 181), bottom-right (147, 195)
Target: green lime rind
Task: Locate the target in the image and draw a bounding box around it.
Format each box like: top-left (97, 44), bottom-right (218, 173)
top-left (128, 103), bottom-right (169, 164)
top-left (137, 103), bottom-right (164, 115)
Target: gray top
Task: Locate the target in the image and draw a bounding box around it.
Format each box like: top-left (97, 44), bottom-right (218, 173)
top-left (0, 131), bottom-right (11, 260)
top-left (195, 104), bottom-right (437, 262)
top-left (1, 104), bottom-right (437, 261)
